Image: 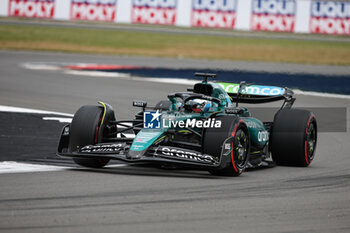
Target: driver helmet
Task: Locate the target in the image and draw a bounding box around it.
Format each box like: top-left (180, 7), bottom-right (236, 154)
top-left (186, 99), bottom-right (212, 113)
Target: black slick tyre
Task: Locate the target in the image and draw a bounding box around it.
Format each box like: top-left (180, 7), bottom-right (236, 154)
top-left (270, 108), bottom-right (317, 167)
top-left (69, 105), bottom-right (110, 168)
top-left (204, 116), bottom-right (250, 176)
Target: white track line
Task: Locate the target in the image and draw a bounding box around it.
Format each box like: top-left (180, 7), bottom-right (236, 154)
top-left (65, 70), bottom-right (198, 85)
top-left (65, 70), bottom-right (199, 85)
top-left (0, 106), bottom-right (74, 174)
top-left (42, 117), bottom-right (72, 123)
top-left (293, 90), bottom-right (350, 99)
top-left (106, 164), bottom-right (129, 168)
top-left (0, 105), bottom-right (73, 117)
top-left (0, 162), bottom-right (69, 174)
top-left (0, 162), bottom-right (129, 174)
top-left (65, 70), bottom-right (131, 78)
top-left (0, 105), bottom-right (134, 173)
top-left (0, 105), bottom-right (134, 135)
top-left (21, 63), bottom-right (63, 71)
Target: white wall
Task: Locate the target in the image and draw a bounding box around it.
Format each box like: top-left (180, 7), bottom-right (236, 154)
top-left (116, 0), bottom-right (132, 23)
top-left (235, 0), bottom-right (252, 31)
top-left (176, 0), bottom-right (192, 27)
top-left (295, 0), bottom-right (312, 33)
top-left (54, 0), bottom-right (70, 20)
top-left (0, 0), bottom-right (9, 17)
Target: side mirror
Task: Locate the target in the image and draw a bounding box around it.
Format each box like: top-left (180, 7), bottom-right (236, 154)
top-left (238, 81), bottom-right (247, 95)
top-left (235, 81), bottom-right (247, 107)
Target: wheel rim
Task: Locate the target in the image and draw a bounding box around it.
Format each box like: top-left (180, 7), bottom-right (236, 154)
top-left (235, 129), bottom-right (248, 168)
top-left (307, 122), bottom-right (317, 160)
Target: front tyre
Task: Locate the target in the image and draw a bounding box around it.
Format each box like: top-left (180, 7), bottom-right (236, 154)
top-left (204, 116), bottom-right (250, 176)
top-left (270, 109), bottom-right (317, 167)
top-left (69, 105), bottom-right (110, 168)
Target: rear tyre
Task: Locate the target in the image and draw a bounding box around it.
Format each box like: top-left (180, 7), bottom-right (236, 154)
top-left (204, 116), bottom-right (250, 176)
top-left (270, 108), bottom-right (317, 167)
top-left (69, 105), bottom-right (110, 168)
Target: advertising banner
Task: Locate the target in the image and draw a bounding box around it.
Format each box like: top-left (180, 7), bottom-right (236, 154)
top-left (9, 0), bottom-right (55, 18)
top-left (251, 0), bottom-right (296, 32)
top-left (191, 0), bottom-right (237, 29)
top-left (70, 0), bottom-right (117, 22)
top-left (310, 1), bottom-right (350, 35)
top-left (131, 0), bottom-right (177, 25)
top-left (4, 0), bottom-right (350, 36)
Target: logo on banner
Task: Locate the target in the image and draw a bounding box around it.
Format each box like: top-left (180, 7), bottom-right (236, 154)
top-left (191, 0), bottom-right (237, 28)
top-left (70, 0), bottom-right (117, 22)
top-left (251, 0), bottom-right (296, 32)
top-left (132, 0), bottom-right (177, 25)
top-left (310, 1), bottom-right (350, 35)
top-left (9, 0), bottom-right (55, 18)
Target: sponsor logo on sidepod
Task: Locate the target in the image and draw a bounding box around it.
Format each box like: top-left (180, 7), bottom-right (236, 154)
top-left (258, 131), bottom-right (269, 142)
top-left (160, 147), bottom-right (215, 163)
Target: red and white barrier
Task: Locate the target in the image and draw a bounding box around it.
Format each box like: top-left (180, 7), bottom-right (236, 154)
top-left (0, 0), bottom-right (348, 35)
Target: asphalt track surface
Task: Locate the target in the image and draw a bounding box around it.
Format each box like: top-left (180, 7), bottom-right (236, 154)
top-left (0, 50), bottom-right (350, 233)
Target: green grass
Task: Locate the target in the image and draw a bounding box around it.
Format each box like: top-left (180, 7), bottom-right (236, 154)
top-left (1, 24), bottom-right (350, 65)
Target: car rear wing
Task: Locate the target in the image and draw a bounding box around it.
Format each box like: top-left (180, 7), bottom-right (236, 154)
top-left (217, 82), bottom-right (295, 106)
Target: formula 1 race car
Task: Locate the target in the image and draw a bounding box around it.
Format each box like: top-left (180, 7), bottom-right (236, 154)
top-left (57, 73), bottom-right (317, 176)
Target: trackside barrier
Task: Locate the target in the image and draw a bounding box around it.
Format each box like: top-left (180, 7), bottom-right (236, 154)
top-left (0, 0), bottom-right (349, 35)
